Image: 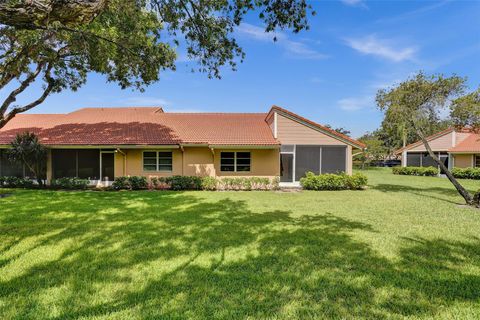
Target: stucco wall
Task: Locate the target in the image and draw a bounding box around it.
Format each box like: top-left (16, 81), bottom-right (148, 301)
top-left (120, 148), bottom-right (183, 178)
top-left (183, 147), bottom-right (215, 177)
top-left (213, 148), bottom-right (279, 178)
top-left (454, 154), bottom-right (474, 168)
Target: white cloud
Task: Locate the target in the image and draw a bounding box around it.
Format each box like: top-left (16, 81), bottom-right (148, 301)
top-left (345, 35), bottom-right (417, 62)
top-left (338, 96), bottom-right (373, 111)
top-left (341, 0), bottom-right (363, 6)
top-left (121, 97), bottom-right (170, 106)
top-left (237, 23), bottom-right (328, 60)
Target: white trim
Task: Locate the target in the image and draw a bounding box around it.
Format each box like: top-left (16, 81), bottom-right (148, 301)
top-left (219, 151), bottom-right (251, 173)
top-left (142, 150), bottom-right (173, 173)
top-left (273, 112), bottom-right (278, 139)
top-left (402, 151), bottom-right (407, 167)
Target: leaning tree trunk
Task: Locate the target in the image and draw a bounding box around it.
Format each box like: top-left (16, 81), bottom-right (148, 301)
top-left (417, 129), bottom-right (474, 206)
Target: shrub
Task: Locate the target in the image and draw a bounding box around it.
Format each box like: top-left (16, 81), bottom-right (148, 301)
top-left (452, 167), bottom-right (480, 180)
top-left (129, 176), bottom-right (148, 190)
top-left (0, 176), bottom-right (35, 188)
top-left (218, 177), bottom-right (278, 191)
top-left (112, 176), bottom-right (148, 190)
top-left (51, 177), bottom-right (89, 190)
top-left (201, 176), bottom-right (218, 191)
top-left (150, 177), bottom-right (169, 190)
top-left (165, 176), bottom-right (202, 190)
top-left (392, 166), bottom-right (439, 176)
top-left (300, 172), bottom-right (368, 191)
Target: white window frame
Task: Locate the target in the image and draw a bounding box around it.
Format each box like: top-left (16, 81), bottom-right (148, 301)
top-left (220, 151), bottom-right (251, 172)
top-left (142, 150), bottom-right (173, 172)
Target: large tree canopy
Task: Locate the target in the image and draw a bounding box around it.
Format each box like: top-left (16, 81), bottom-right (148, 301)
top-left (0, 0), bottom-right (314, 128)
top-left (376, 72), bottom-right (480, 207)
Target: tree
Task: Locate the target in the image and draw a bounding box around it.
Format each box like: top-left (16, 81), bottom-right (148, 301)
top-left (325, 124), bottom-right (351, 136)
top-left (376, 72), bottom-right (478, 206)
top-left (0, 0), bottom-right (314, 129)
top-left (356, 131), bottom-right (388, 169)
top-left (7, 132), bottom-right (47, 186)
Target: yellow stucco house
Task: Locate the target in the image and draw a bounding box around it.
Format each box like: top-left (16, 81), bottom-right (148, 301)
top-left (0, 105), bottom-right (365, 186)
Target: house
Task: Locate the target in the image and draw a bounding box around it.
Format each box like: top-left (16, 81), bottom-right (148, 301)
top-left (0, 105), bottom-right (365, 185)
top-left (395, 128), bottom-right (479, 170)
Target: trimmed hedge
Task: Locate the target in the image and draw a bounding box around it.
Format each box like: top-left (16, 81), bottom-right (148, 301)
top-left (165, 176), bottom-right (203, 191)
top-left (51, 177), bottom-right (89, 190)
top-left (300, 172), bottom-right (368, 191)
top-left (451, 167), bottom-right (480, 180)
top-left (392, 166), bottom-right (439, 176)
top-left (112, 176), bottom-right (148, 190)
top-left (0, 176), bottom-right (35, 188)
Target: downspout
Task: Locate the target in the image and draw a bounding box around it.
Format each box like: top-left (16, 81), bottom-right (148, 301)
top-left (116, 148), bottom-right (126, 176)
top-left (180, 145), bottom-right (185, 175)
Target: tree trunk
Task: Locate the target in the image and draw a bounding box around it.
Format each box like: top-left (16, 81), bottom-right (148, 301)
top-left (0, 0), bottom-right (108, 28)
top-left (416, 129), bottom-right (474, 206)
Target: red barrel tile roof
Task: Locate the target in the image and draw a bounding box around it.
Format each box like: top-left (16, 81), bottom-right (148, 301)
top-left (449, 133), bottom-right (480, 153)
top-left (0, 107), bottom-right (279, 146)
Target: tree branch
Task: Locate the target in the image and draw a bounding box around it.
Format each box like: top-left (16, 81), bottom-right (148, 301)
top-left (0, 62), bottom-right (45, 115)
top-left (0, 63), bottom-right (55, 129)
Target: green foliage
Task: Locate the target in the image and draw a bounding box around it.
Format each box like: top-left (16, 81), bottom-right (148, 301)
top-left (201, 176), bottom-right (218, 191)
top-left (0, 0), bottom-right (313, 128)
top-left (50, 177), bottom-right (89, 190)
top-left (165, 176), bottom-right (203, 191)
top-left (451, 167), bottom-right (480, 180)
top-left (392, 166), bottom-right (439, 177)
top-left (300, 172), bottom-right (368, 191)
top-left (450, 89), bottom-right (480, 130)
top-left (218, 177), bottom-right (274, 191)
top-left (7, 132), bottom-right (47, 185)
top-left (112, 176), bottom-right (148, 190)
top-left (0, 176), bottom-right (34, 188)
top-left (150, 177), bottom-right (168, 190)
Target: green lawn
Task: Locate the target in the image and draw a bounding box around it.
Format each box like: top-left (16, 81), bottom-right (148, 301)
top-left (1, 169), bottom-right (480, 319)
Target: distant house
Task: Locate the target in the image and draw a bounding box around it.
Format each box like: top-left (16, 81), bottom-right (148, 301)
top-left (0, 105), bottom-right (365, 185)
top-left (395, 128), bottom-right (479, 170)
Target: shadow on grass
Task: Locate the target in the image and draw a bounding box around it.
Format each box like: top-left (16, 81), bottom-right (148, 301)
top-left (373, 183), bottom-right (463, 204)
top-left (0, 191), bottom-right (479, 319)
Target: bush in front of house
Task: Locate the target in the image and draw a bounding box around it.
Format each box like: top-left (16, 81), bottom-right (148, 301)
top-left (112, 176), bottom-right (148, 190)
top-left (201, 176), bottom-right (218, 191)
top-left (165, 176), bottom-right (203, 190)
top-left (299, 172), bottom-right (368, 191)
top-left (150, 177), bottom-right (169, 190)
top-left (392, 166), bottom-right (439, 176)
top-left (451, 167), bottom-right (480, 180)
top-left (0, 176), bottom-right (35, 188)
top-left (51, 177), bottom-right (89, 190)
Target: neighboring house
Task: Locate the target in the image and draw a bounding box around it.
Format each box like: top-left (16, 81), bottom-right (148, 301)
top-left (0, 105), bottom-right (365, 185)
top-left (395, 128), bottom-right (480, 170)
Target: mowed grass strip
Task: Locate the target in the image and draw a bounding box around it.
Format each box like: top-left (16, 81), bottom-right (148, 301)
top-left (0, 168), bottom-right (479, 319)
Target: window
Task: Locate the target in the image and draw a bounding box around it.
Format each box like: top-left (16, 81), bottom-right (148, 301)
top-left (143, 151), bottom-right (172, 172)
top-left (476, 155), bottom-right (480, 168)
top-left (220, 152), bottom-right (251, 172)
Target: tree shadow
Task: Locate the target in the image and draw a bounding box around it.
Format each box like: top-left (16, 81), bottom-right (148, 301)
top-left (373, 184), bottom-right (464, 204)
top-left (1, 191), bottom-right (479, 319)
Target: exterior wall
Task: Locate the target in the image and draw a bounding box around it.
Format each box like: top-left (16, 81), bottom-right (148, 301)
top-left (214, 148), bottom-right (279, 178)
top-left (121, 148), bottom-right (183, 178)
top-left (182, 147), bottom-right (215, 177)
top-left (410, 131), bottom-right (453, 152)
top-left (453, 154), bottom-right (474, 168)
top-left (276, 113), bottom-right (348, 146)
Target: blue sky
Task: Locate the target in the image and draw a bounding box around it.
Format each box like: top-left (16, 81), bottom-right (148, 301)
top-left (21, 0), bottom-right (480, 138)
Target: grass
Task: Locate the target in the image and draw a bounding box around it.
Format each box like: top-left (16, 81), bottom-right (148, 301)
top-left (1, 168), bottom-right (480, 319)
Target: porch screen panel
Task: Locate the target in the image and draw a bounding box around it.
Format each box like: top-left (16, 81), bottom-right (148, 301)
top-left (295, 146), bottom-right (320, 181)
top-left (321, 146), bottom-right (346, 174)
top-left (406, 153), bottom-right (421, 167)
top-left (52, 149), bottom-right (77, 178)
top-left (77, 150), bottom-right (100, 179)
top-left (421, 153), bottom-right (437, 167)
top-left (0, 150), bottom-right (24, 177)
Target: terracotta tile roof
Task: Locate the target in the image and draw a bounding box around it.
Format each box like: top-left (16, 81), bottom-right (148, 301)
top-left (0, 107), bottom-right (278, 146)
top-left (449, 133), bottom-right (480, 153)
top-left (266, 105), bottom-right (366, 149)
